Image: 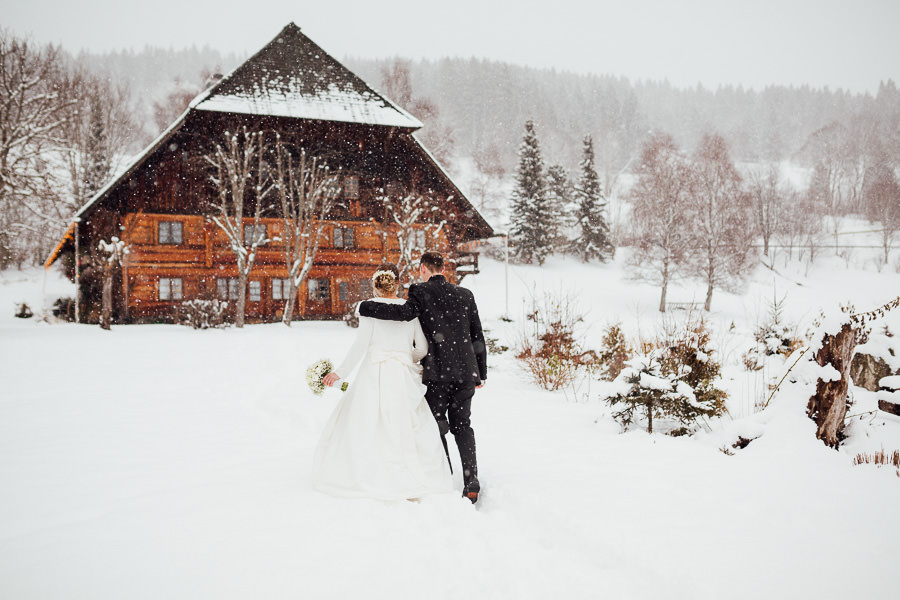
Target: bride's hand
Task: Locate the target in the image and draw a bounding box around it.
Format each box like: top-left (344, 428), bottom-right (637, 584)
top-left (323, 372), bottom-right (341, 387)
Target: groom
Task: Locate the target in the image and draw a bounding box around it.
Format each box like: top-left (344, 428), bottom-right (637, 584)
top-left (358, 251), bottom-right (487, 503)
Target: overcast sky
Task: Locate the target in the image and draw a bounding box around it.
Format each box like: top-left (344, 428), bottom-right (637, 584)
top-left (6, 0), bottom-right (899, 94)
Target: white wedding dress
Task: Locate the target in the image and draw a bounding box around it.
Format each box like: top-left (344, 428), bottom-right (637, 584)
top-left (312, 298), bottom-right (453, 500)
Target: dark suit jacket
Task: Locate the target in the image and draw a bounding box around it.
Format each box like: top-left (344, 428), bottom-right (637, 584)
top-left (359, 275), bottom-right (487, 383)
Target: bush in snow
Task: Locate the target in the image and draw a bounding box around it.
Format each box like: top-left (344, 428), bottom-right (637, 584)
top-left (601, 314), bottom-right (728, 433)
top-left (52, 297), bottom-right (76, 322)
top-left (602, 350), bottom-right (703, 434)
top-left (657, 315), bottom-right (728, 423)
top-left (516, 292), bottom-right (596, 391)
top-left (177, 299), bottom-right (230, 329)
top-left (14, 302), bottom-right (33, 318)
top-left (598, 321), bottom-right (630, 380)
top-left (756, 293), bottom-right (803, 356)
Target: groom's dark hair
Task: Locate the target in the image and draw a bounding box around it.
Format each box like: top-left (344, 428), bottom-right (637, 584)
top-left (420, 251), bottom-right (444, 272)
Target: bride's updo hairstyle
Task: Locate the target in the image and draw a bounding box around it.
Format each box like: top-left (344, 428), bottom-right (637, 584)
top-left (372, 263), bottom-right (400, 296)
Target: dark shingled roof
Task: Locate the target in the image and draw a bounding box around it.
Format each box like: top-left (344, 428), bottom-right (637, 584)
top-left (192, 23), bottom-right (422, 129)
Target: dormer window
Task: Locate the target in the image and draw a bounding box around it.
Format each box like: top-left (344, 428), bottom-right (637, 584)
top-left (159, 221), bottom-right (183, 245)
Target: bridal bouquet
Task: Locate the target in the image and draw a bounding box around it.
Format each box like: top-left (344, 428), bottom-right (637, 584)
top-left (306, 359), bottom-right (349, 394)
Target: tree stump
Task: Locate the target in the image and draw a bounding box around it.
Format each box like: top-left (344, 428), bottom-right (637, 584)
top-left (877, 399), bottom-right (900, 417)
top-left (807, 323), bottom-right (857, 448)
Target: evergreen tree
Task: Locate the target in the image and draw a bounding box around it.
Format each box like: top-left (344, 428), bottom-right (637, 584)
top-left (571, 135), bottom-right (614, 261)
top-left (545, 163), bottom-right (569, 251)
top-left (509, 120), bottom-right (554, 264)
top-left (83, 101), bottom-right (113, 199)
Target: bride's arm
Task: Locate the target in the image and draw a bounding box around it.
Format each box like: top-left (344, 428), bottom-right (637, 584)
top-left (412, 318), bottom-right (428, 363)
top-left (332, 315), bottom-right (374, 379)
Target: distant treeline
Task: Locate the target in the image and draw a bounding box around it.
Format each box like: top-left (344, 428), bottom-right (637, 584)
top-left (78, 47), bottom-right (899, 171)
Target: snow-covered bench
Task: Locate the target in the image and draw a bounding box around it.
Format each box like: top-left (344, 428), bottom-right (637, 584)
top-left (667, 302), bottom-right (700, 312)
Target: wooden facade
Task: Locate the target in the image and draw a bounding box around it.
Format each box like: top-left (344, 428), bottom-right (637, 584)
top-left (46, 24), bottom-right (492, 324)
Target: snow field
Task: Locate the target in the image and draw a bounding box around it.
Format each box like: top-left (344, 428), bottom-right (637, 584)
top-left (2, 250), bottom-right (900, 599)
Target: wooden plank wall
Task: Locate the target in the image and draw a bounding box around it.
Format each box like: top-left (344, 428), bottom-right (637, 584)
top-left (120, 212), bottom-right (452, 322)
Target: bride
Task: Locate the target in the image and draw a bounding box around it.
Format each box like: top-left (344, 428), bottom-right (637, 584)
top-left (312, 263), bottom-right (452, 500)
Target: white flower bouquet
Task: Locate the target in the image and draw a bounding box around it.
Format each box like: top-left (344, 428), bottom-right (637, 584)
top-left (306, 359), bottom-right (349, 394)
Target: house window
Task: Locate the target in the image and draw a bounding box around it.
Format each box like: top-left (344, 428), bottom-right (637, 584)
top-left (308, 278), bottom-right (330, 301)
top-left (410, 229), bottom-right (427, 249)
top-left (159, 277), bottom-right (183, 301)
top-left (338, 281), bottom-right (350, 303)
top-left (272, 278), bottom-right (290, 301)
top-left (249, 280), bottom-right (261, 302)
top-left (243, 223), bottom-right (267, 245)
top-left (384, 180), bottom-right (401, 199)
top-left (159, 221), bottom-right (183, 245)
top-left (217, 278), bottom-right (240, 300)
top-left (358, 278), bottom-right (373, 300)
top-left (343, 176), bottom-right (359, 200)
top-left (334, 226), bottom-right (355, 248)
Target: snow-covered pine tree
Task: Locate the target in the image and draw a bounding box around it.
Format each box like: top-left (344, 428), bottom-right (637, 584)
top-left (603, 350), bottom-right (694, 434)
top-left (570, 135), bottom-right (614, 262)
top-left (509, 120), bottom-right (553, 264)
top-left (545, 163), bottom-right (570, 252)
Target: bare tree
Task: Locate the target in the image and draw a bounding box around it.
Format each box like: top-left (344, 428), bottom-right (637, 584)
top-left (469, 144), bottom-right (507, 224)
top-left (0, 30), bottom-right (77, 267)
top-left (59, 72), bottom-right (138, 214)
top-left (205, 127), bottom-right (274, 327)
top-left (864, 157), bottom-right (900, 267)
top-left (747, 164), bottom-right (783, 259)
top-left (629, 133), bottom-right (693, 312)
top-left (689, 133), bottom-right (756, 311)
top-left (802, 122), bottom-right (852, 251)
top-left (272, 135), bottom-right (342, 324)
top-left (380, 59), bottom-right (455, 166)
top-left (152, 74), bottom-right (206, 133)
top-left (380, 191), bottom-right (447, 284)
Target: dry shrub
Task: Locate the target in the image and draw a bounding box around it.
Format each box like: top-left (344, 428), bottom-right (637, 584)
top-left (598, 322), bottom-right (630, 380)
top-left (177, 299), bottom-right (230, 329)
top-left (516, 292), bottom-right (595, 391)
top-left (853, 449), bottom-right (900, 476)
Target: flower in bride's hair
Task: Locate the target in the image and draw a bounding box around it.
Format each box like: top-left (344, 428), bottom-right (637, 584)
top-left (372, 269), bottom-right (396, 282)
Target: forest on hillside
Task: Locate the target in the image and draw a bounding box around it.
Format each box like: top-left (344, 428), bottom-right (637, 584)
top-left (75, 46), bottom-right (900, 170)
top-left (2, 36), bottom-right (899, 272)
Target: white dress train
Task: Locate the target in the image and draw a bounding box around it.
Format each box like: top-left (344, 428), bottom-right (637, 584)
top-left (312, 298), bottom-right (453, 500)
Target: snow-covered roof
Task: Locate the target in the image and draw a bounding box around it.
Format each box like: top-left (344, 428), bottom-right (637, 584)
top-left (191, 23), bottom-right (422, 129)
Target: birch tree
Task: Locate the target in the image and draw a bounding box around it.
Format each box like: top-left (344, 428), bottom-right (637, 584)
top-left (689, 133), bottom-right (756, 311)
top-left (205, 127), bottom-right (274, 328)
top-left (272, 135), bottom-right (342, 324)
top-left (381, 191), bottom-right (447, 283)
top-left (747, 165), bottom-right (782, 260)
top-left (629, 133), bottom-right (693, 313)
top-left (864, 157), bottom-right (900, 267)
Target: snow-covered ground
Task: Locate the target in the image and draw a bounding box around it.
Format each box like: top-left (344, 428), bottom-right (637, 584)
top-left (2, 247), bottom-right (900, 599)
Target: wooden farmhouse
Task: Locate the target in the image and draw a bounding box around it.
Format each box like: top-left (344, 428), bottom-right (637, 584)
top-left (45, 23), bottom-right (493, 324)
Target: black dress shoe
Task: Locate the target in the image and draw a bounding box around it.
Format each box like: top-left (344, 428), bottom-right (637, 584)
top-left (463, 480), bottom-right (480, 503)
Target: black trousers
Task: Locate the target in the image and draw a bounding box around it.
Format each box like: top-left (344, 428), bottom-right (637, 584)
top-left (424, 381), bottom-right (478, 486)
